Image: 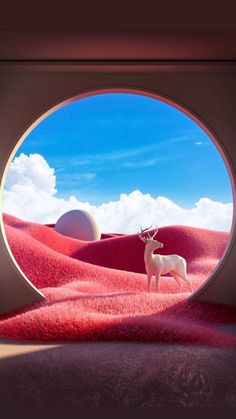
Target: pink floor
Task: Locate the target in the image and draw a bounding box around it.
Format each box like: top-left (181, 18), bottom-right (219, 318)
top-left (1, 213), bottom-right (236, 346)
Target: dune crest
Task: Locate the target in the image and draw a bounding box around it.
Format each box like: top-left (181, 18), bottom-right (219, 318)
top-left (1, 213), bottom-right (236, 346)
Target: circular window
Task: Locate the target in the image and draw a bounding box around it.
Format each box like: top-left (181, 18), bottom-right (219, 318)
top-left (1, 89), bottom-right (234, 341)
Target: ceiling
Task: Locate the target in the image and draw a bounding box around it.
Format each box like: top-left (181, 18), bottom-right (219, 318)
top-left (0, 1), bottom-right (235, 31)
top-left (0, 30), bottom-right (236, 61)
top-left (0, 2), bottom-right (236, 61)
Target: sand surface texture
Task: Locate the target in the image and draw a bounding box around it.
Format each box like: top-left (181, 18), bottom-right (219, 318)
top-left (1, 213), bottom-right (236, 346)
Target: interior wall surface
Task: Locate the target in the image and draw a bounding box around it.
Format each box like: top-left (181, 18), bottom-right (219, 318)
top-left (0, 63), bottom-right (236, 312)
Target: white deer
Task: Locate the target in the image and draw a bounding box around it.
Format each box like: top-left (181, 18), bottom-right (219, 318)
top-left (138, 226), bottom-right (192, 293)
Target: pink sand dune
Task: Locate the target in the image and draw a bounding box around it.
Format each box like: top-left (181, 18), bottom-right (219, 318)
top-left (0, 213), bottom-right (236, 346)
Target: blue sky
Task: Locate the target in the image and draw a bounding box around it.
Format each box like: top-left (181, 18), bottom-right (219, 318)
top-left (16, 92), bottom-right (232, 207)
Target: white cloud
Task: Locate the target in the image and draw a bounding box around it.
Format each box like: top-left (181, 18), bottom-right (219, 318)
top-left (4, 153), bottom-right (57, 195)
top-left (57, 172), bottom-right (96, 187)
top-left (66, 137), bottom-right (187, 169)
top-left (122, 158), bottom-right (159, 168)
top-left (2, 153), bottom-right (233, 233)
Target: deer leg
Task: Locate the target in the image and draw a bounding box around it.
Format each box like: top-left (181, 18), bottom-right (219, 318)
top-left (176, 263), bottom-right (193, 293)
top-left (155, 274), bottom-right (161, 293)
top-left (185, 276), bottom-right (193, 293)
top-left (184, 275), bottom-right (193, 293)
top-left (171, 271), bottom-right (182, 293)
top-left (178, 271), bottom-right (193, 293)
top-left (147, 275), bottom-right (152, 292)
top-left (174, 271), bottom-right (192, 293)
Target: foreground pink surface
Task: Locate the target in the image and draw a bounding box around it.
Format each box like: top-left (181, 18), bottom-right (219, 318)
top-left (1, 213), bottom-right (236, 345)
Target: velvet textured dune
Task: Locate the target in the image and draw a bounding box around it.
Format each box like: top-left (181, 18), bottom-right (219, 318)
top-left (1, 213), bottom-right (236, 346)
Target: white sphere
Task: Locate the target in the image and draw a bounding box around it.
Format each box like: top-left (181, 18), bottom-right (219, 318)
top-left (55, 209), bottom-right (101, 241)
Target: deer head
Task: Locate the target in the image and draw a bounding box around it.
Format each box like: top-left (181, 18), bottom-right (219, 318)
top-left (138, 225), bottom-right (163, 250)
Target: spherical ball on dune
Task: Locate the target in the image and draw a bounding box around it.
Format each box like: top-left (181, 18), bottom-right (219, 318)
top-left (55, 209), bottom-right (101, 241)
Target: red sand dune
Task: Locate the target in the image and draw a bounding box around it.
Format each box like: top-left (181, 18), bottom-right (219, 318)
top-left (1, 213), bottom-right (236, 346)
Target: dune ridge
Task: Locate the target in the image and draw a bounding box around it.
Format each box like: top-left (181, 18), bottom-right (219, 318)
top-left (0, 213), bottom-right (236, 346)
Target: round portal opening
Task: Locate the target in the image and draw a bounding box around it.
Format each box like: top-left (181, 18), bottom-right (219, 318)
top-left (1, 88), bottom-right (234, 342)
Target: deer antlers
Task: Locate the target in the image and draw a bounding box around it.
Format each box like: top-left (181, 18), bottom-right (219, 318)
top-left (139, 225), bottom-right (159, 242)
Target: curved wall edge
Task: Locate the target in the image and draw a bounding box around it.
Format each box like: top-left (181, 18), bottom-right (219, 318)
top-left (0, 65), bottom-right (236, 313)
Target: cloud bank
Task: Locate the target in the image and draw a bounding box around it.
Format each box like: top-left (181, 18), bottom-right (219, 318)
top-left (3, 153), bottom-right (233, 233)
